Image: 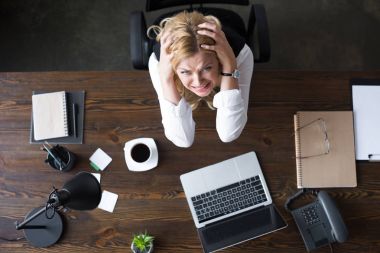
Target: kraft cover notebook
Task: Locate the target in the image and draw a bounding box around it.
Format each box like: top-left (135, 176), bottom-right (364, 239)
top-left (30, 90), bottom-right (85, 144)
top-left (32, 91), bottom-right (69, 140)
top-left (294, 111), bottom-right (357, 188)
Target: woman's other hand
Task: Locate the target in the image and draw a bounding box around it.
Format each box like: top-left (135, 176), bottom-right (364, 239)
top-left (197, 22), bottom-right (238, 91)
top-left (197, 22), bottom-right (237, 73)
top-left (159, 30), bottom-right (175, 82)
top-left (158, 30), bottom-right (181, 104)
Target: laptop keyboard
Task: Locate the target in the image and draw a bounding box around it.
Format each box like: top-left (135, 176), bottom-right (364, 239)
top-left (191, 176), bottom-right (267, 223)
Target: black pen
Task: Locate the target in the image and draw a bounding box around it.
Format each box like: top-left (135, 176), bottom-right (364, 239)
top-left (72, 103), bottom-right (77, 138)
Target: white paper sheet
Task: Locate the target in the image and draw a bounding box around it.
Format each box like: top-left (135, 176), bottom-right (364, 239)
top-left (97, 190), bottom-right (118, 213)
top-left (91, 173), bottom-right (101, 183)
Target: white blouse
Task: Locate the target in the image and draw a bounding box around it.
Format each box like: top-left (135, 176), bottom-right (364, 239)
top-left (148, 44), bottom-right (254, 148)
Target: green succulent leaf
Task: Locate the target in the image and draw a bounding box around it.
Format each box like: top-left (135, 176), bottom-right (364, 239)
top-left (132, 232), bottom-right (154, 251)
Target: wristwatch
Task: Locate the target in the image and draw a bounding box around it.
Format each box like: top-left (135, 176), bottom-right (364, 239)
top-left (221, 69), bottom-right (240, 79)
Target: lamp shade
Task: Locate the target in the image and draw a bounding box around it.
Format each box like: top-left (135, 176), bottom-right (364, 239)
top-left (55, 172), bottom-right (102, 210)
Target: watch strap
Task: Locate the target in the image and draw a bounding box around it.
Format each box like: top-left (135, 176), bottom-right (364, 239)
top-left (221, 69), bottom-right (240, 79)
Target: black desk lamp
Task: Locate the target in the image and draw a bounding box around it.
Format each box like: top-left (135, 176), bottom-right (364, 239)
top-left (15, 172), bottom-right (102, 247)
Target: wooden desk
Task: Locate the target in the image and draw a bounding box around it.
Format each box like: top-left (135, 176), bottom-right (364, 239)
top-left (1, 71), bottom-right (380, 253)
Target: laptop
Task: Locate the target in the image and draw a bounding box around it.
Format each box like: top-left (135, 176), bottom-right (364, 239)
top-left (180, 151), bottom-right (287, 252)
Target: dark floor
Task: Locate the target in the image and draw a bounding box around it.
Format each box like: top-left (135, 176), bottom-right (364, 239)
top-left (0, 0), bottom-right (379, 72)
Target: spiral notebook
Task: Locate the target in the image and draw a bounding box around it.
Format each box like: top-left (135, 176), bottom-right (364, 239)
top-left (294, 111), bottom-right (357, 188)
top-left (32, 91), bottom-right (69, 140)
top-left (30, 90), bottom-right (85, 144)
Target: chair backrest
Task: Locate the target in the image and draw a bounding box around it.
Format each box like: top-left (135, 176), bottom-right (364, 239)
top-left (152, 22), bottom-right (245, 61)
top-left (147, 1), bottom-right (249, 58)
top-left (145, 0), bottom-right (249, 11)
top-left (129, 0), bottom-right (270, 69)
top-left (151, 7), bottom-right (247, 39)
top-left (150, 7), bottom-right (247, 60)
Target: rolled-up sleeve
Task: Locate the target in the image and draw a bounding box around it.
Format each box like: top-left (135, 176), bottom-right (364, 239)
top-left (213, 44), bottom-right (254, 142)
top-left (159, 97), bottom-right (195, 148)
top-left (213, 89), bottom-right (247, 142)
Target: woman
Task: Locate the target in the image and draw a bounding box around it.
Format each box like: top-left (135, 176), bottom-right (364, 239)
top-left (148, 11), bottom-right (254, 147)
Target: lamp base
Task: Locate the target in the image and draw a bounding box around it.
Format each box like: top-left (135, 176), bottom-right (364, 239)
top-left (23, 207), bottom-right (63, 247)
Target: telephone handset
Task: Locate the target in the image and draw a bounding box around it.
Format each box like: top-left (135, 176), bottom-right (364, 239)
top-left (285, 190), bottom-right (348, 252)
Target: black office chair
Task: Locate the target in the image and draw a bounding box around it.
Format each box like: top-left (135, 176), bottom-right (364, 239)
top-left (130, 0), bottom-right (271, 70)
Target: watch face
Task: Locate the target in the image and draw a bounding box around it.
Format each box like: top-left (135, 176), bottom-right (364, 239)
top-left (233, 70), bottom-right (240, 79)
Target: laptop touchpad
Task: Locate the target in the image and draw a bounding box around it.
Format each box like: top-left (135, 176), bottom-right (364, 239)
top-left (203, 159), bottom-right (240, 191)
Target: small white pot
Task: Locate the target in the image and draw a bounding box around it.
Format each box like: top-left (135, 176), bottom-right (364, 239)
top-left (131, 242), bottom-right (153, 253)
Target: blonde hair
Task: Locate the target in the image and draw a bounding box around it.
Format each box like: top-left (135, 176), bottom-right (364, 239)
top-left (147, 11), bottom-right (222, 110)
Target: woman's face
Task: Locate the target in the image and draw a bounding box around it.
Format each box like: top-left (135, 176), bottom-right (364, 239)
top-left (175, 51), bottom-right (220, 97)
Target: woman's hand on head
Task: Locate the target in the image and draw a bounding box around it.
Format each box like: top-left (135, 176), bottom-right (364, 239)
top-left (158, 30), bottom-right (181, 104)
top-left (197, 22), bottom-right (237, 73)
top-left (159, 31), bottom-right (175, 82)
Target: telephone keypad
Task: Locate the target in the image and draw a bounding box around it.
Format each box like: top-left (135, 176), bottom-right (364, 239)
top-left (301, 205), bottom-right (320, 225)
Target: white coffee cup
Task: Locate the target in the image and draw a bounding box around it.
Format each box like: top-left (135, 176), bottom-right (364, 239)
top-left (124, 138), bottom-right (158, 172)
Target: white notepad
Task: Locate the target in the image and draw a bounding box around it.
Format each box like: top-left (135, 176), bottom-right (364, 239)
top-left (352, 85), bottom-right (380, 160)
top-left (89, 148), bottom-right (112, 171)
top-left (32, 91), bottom-right (69, 140)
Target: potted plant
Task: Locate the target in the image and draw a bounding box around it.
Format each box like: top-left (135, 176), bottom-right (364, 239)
top-left (131, 232), bottom-right (154, 253)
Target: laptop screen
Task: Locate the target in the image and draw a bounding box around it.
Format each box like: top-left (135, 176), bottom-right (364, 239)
top-left (198, 205), bottom-right (287, 253)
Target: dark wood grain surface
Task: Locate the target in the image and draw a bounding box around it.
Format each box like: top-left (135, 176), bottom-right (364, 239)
top-left (1, 71), bottom-right (380, 252)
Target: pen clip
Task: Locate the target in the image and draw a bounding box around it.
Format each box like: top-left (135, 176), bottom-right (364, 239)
top-left (368, 154), bottom-right (380, 162)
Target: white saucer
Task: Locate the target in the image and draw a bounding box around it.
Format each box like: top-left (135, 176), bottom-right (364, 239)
top-left (124, 138), bottom-right (158, 172)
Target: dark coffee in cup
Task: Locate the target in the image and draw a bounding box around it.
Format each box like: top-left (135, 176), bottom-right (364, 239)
top-left (131, 143), bottom-right (150, 163)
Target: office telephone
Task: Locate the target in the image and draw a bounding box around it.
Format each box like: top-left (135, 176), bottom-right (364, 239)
top-left (285, 190), bottom-right (348, 252)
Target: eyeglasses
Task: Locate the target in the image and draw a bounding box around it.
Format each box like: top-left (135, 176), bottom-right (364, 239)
top-left (295, 118), bottom-right (330, 159)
